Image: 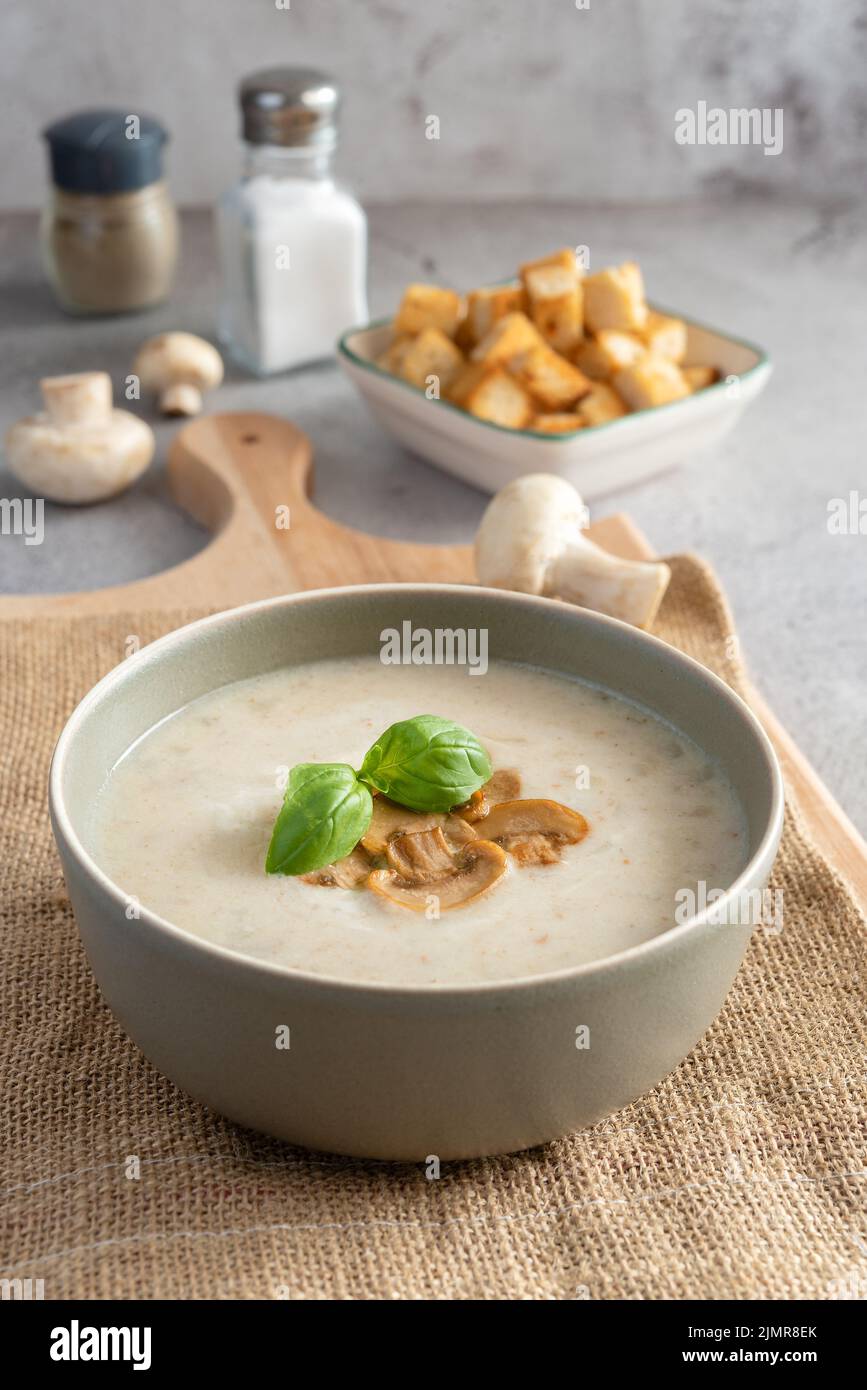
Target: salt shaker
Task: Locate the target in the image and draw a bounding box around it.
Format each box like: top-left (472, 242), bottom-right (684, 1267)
top-left (217, 68), bottom-right (368, 375)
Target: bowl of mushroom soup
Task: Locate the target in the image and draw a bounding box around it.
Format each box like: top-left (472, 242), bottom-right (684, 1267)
top-left (50, 584), bottom-right (783, 1159)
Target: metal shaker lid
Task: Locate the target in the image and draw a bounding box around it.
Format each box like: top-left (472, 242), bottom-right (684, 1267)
top-left (43, 110), bottom-right (169, 193)
top-left (239, 68), bottom-right (339, 149)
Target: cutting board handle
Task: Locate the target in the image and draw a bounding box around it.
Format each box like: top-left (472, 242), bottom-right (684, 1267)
top-left (167, 411), bottom-right (475, 594)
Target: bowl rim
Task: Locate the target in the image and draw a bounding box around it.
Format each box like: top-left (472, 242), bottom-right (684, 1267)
top-left (337, 303), bottom-right (772, 443)
top-left (50, 583), bottom-right (785, 1000)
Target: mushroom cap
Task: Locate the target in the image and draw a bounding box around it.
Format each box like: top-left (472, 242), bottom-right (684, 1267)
top-left (475, 473), bottom-right (587, 595)
top-left (133, 332), bottom-right (224, 391)
top-left (4, 408), bottom-right (155, 505)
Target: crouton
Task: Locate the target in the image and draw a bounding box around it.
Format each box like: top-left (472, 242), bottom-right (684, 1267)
top-left (394, 283), bottom-right (464, 339)
top-left (524, 264), bottom-right (584, 352)
top-left (464, 368), bottom-right (534, 429)
top-left (531, 413), bottom-right (584, 434)
top-left (578, 380), bottom-right (625, 428)
top-left (519, 247), bottom-right (579, 281)
top-left (683, 365), bottom-right (719, 392)
top-left (398, 328), bottom-right (464, 392)
top-left (375, 335), bottom-right (414, 376)
top-left (454, 312), bottom-right (475, 352)
top-left (569, 338), bottom-right (614, 381)
top-left (471, 311), bottom-right (543, 367)
top-left (572, 329), bottom-right (645, 379)
top-left (642, 311), bottom-right (687, 364)
top-left (613, 354), bottom-right (689, 411)
top-left (465, 285), bottom-right (526, 346)
top-left (509, 343), bottom-right (592, 410)
top-left (596, 330), bottom-right (646, 371)
top-left (446, 359), bottom-right (490, 407)
top-left (583, 262), bottom-right (648, 333)
top-left (578, 381), bottom-right (628, 427)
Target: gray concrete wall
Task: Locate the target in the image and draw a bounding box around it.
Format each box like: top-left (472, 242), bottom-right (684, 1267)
top-left (2, 0), bottom-right (864, 210)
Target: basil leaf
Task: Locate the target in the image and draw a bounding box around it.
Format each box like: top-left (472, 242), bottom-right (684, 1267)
top-left (265, 763), bottom-right (373, 876)
top-left (359, 715), bottom-right (492, 813)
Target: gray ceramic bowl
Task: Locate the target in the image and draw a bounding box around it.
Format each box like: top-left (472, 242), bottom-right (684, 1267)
top-left (50, 585), bottom-right (784, 1161)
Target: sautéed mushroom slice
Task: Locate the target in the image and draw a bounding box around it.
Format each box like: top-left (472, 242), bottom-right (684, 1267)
top-left (453, 769), bottom-right (522, 825)
top-left (482, 798), bottom-right (589, 867)
top-left (368, 831), bottom-right (508, 912)
top-left (361, 795), bottom-right (478, 855)
top-left (483, 768), bottom-right (522, 804)
top-left (385, 826), bottom-right (458, 881)
top-left (301, 845), bottom-right (373, 888)
top-left (454, 788), bottom-right (488, 822)
top-left (360, 797), bottom-right (443, 854)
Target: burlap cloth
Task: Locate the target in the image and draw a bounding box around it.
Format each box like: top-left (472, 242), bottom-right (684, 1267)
top-left (1, 555), bottom-right (864, 1301)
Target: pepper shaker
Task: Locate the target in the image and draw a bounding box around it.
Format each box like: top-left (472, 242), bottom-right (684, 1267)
top-left (41, 109), bottom-right (178, 315)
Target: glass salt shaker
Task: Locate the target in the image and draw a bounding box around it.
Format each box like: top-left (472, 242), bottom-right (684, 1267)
top-left (217, 67), bottom-right (368, 375)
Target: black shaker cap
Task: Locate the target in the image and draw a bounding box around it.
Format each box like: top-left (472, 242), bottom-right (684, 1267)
top-left (43, 109), bottom-right (170, 193)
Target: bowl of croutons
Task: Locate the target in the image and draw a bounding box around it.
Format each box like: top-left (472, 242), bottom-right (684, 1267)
top-left (338, 248), bottom-right (771, 497)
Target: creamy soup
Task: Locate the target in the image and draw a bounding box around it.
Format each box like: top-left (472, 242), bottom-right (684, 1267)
top-left (89, 657), bottom-right (748, 986)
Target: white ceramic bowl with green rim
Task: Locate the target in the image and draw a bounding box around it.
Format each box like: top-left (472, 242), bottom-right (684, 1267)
top-left (338, 306), bottom-right (771, 498)
top-left (50, 585), bottom-right (784, 1161)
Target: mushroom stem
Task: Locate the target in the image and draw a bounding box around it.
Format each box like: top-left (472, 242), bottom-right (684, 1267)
top-left (41, 372), bottom-right (112, 427)
top-left (547, 538), bottom-right (671, 630)
top-left (160, 382), bottom-right (204, 417)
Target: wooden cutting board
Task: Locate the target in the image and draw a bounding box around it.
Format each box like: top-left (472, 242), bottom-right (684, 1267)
top-left (3, 410), bottom-right (865, 909)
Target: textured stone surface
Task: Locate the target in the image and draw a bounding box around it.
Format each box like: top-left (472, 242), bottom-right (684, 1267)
top-left (3, 0), bottom-right (866, 209)
top-left (0, 200), bottom-right (864, 830)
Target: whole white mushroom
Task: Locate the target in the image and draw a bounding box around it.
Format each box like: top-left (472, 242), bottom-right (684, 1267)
top-left (4, 372), bottom-right (155, 505)
top-left (474, 473), bottom-right (671, 629)
top-left (133, 332), bottom-right (224, 416)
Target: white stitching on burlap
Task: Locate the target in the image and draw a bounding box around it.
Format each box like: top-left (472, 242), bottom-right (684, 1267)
top-left (4, 1168), bottom-right (866, 1274)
